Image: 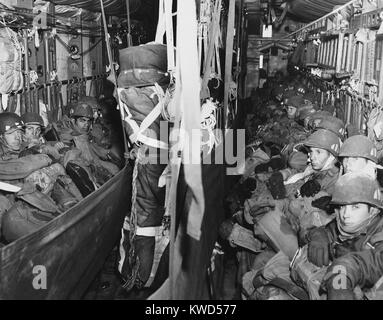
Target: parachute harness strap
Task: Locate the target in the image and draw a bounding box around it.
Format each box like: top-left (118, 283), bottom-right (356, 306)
top-left (122, 155), bottom-right (141, 291)
top-left (201, 98), bottom-right (220, 152)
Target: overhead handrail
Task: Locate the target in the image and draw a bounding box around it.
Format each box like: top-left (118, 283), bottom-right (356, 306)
top-left (283, 0), bottom-right (361, 39)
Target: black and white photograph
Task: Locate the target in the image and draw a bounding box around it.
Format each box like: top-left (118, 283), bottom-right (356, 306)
top-left (0, 0), bottom-right (383, 306)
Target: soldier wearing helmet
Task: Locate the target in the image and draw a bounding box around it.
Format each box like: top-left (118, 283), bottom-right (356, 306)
top-left (21, 112), bottom-right (45, 146)
top-left (303, 129), bottom-right (341, 173)
top-left (246, 129), bottom-right (341, 259)
top-left (338, 135), bottom-right (377, 178)
top-left (0, 112), bottom-right (52, 191)
top-left (69, 102), bottom-right (94, 135)
top-left (0, 112), bottom-right (24, 159)
top-left (19, 112), bottom-right (66, 160)
top-left (285, 95), bottom-right (305, 119)
top-left (298, 173), bottom-right (383, 300)
top-left (54, 99), bottom-right (120, 187)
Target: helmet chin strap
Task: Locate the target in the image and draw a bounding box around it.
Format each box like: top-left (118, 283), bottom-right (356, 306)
top-left (320, 153), bottom-right (337, 172)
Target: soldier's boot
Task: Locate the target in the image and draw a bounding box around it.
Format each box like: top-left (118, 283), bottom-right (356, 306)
top-left (66, 161), bottom-right (96, 197)
top-left (51, 179), bottom-right (78, 211)
top-left (58, 175), bottom-right (84, 202)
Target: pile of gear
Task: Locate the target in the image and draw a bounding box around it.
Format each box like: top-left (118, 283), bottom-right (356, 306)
top-left (220, 69), bottom-right (383, 300)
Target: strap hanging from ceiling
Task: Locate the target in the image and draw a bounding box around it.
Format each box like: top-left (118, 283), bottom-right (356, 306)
top-left (99, 0), bottom-right (128, 154)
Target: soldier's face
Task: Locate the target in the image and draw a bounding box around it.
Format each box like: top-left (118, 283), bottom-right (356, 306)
top-left (3, 129), bottom-right (22, 151)
top-left (342, 157), bottom-right (368, 174)
top-left (24, 124), bottom-right (42, 142)
top-left (287, 106), bottom-right (297, 119)
top-left (338, 203), bottom-right (371, 233)
top-left (74, 117), bottom-right (92, 134)
top-left (309, 147), bottom-right (331, 170)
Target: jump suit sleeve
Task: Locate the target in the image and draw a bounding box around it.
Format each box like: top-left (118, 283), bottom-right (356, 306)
top-left (0, 154), bottom-right (51, 180)
top-left (326, 241), bottom-right (383, 290)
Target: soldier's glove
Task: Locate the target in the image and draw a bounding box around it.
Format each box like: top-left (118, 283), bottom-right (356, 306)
top-left (307, 228), bottom-right (332, 267)
top-left (300, 179), bottom-right (321, 197)
top-left (268, 157), bottom-right (285, 171)
top-left (266, 171), bottom-right (286, 200)
top-left (312, 196), bottom-right (333, 212)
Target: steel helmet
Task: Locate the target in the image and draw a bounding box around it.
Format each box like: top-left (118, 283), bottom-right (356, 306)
top-left (21, 112), bottom-right (44, 127)
top-left (296, 85), bottom-right (307, 95)
top-left (297, 105), bottom-right (316, 120)
top-left (283, 89), bottom-right (296, 102)
top-left (331, 173), bottom-right (383, 209)
top-left (77, 96), bottom-right (100, 111)
top-left (69, 102), bottom-right (94, 119)
top-left (272, 85), bottom-right (285, 101)
top-left (315, 115), bottom-right (345, 140)
top-left (285, 95), bottom-right (305, 108)
top-left (339, 135), bottom-right (377, 163)
top-left (303, 128), bottom-right (342, 157)
top-left (0, 112), bottom-right (23, 135)
top-left (303, 92), bottom-right (317, 105)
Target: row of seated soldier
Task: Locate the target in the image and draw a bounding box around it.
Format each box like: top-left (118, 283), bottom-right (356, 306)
top-left (0, 95), bottom-right (124, 246)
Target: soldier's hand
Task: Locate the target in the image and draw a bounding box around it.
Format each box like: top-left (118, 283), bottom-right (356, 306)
top-left (54, 142), bottom-right (66, 150)
top-left (312, 196), bottom-right (332, 212)
top-left (38, 153), bottom-right (53, 166)
top-left (41, 145), bottom-right (61, 160)
top-left (300, 179), bottom-right (321, 197)
top-left (307, 228), bottom-right (331, 267)
top-left (267, 171), bottom-right (286, 199)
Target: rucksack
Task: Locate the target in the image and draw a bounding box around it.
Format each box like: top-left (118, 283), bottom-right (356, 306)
top-left (117, 43), bottom-right (169, 88)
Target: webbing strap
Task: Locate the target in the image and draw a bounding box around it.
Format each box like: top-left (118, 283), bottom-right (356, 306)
top-left (117, 87), bottom-right (169, 150)
top-left (155, 0), bottom-right (166, 43)
top-left (145, 229), bottom-right (170, 288)
top-left (200, 0), bottom-right (222, 99)
top-left (155, 0), bottom-right (175, 74)
top-left (164, 0), bottom-right (175, 72)
top-left (223, 0), bottom-right (235, 127)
